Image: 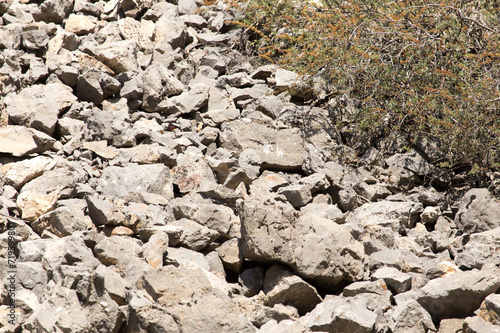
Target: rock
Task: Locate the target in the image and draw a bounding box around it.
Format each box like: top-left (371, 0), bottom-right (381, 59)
top-left (416, 266), bottom-right (500, 321)
top-left (277, 184), bottom-right (312, 208)
top-left (38, 0), bottom-right (74, 23)
top-left (86, 40), bottom-right (139, 73)
top-left (384, 300), bottom-right (436, 333)
top-left (65, 13), bottom-right (95, 35)
top-left (421, 206), bottom-right (440, 224)
top-left (342, 280), bottom-right (389, 297)
top-left (263, 264), bottom-right (322, 316)
top-left (438, 319), bottom-right (464, 333)
top-left (479, 293), bottom-right (500, 325)
top-left (31, 206), bottom-right (94, 237)
top-left (454, 188), bottom-right (500, 234)
top-left (303, 295), bottom-right (377, 333)
top-left (258, 319), bottom-right (309, 333)
top-left (94, 236), bottom-right (143, 266)
top-left (82, 140), bottom-right (118, 159)
top-left (142, 64), bottom-right (184, 112)
top-left (95, 264), bottom-right (131, 305)
top-left (22, 28), bottom-right (49, 50)
top-left (170, 218), bottom-right (219, 251)
top-left (85, 196), bottom-right (127, 227)
top-left (153, 15), bottom-right (187, 49)
top-left (371, 267), bottom-right (412, 294)
top-left (220, 120), bottom-right (306, 171)
top-left (6, 83), bottom-right (77, 135)
top-left (17, 190), bottom-right (58, 222)
top-left (1, 156), bottom-right (56, 190)
top-left (216, 238), bottom-right (243, 273)
top-left (140, 265), bottom-right (256, 332)
top-left (239, 266), bottom-right (265, 297)
top-left (463, 316), bottom-right (500, 333)
top-left (97, 164), bottom-right (173, 199)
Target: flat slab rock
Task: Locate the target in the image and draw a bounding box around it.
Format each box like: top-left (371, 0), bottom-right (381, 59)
top-left (220, 120), bottom-right (306, 171)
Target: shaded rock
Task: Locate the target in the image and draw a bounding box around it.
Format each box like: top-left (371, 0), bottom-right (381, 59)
top-left (479, 293), bottom-right (500, 325)
top-left (463, 316), bottom-right (500, 333)
top-left (239, 266), bottom-right (265, 297)
top-left (454, 188), bottom-right (500, 234)
top-left (154, 16), bottom-right (187, 49)
top-left (142, 231), bottom-right (170, 269)
top-left (416, 266), bottom-right (500, 321)
top-left (263, 264), bottom-right (322, 316)
top-left (216, 238), bottom-right (243, 273)
top-left (82, 140), bottom-right (118, 159)
top-left (277, 184), bottom-right (312, 208)
top-left (371, 267), bottom-right (412, 294)
top-left (38, 0), bottom-right (74, 23)
top-left (453, 227), bottom-right (500, 270)
top-left (342, 280), bottom-right (389, 297)
top-left (303, 295), bottom-right (377, 333)
top-left (85, 40), bottom-right (139, 73)
top-left (384, 300), bottom-right (436, 333)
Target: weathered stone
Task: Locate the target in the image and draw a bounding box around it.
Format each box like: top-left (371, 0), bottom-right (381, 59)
top-left (38, 0), bottom-right (74, 23)
top-left (239, 266), bottom-right (265, 297)
top-left (86, 40), bottom-right (139, 73)
top-left (384, 300), bottom-right (436, 333)
top-left (170, 218), bottom-right (219, 251)
top-left (98, 164), bottom-right (173, 199)
top-left (263, 264), bottom-right (322, 315)
top-left (454, 188), bottom-right (500, 234)
top-left (220, 120), bottom-right (305, 171)
top-left (82, 140), bottom-right (118, 159)
top-left (22, 28), bottom-right (49, 50)
top-left (1, 156), bottom-right (56, 190)
top-left (371, 267), bottom-right (412, 294)
top-left (94, 236), bottom-right (143, 266)
top-left (277, 184), bottom-right (312, 208)
top-left (216, 238), bottom-right (243, 273)
top-left (142, 64), bottom-right (184, 112)
top-left (31, 206), bottom-right (94, 237)
top-left (17, 190), bottom-right (57, 222)
top-left (463, 316), bottom-right (500, 333)
top-left (65, 13), bottom-right (95, 35)
top-left (303, 295), bottom-right (377, 333)
top-left (343, 280), bottom-right (389, 297)
top-left (416, 266), bottom-right (500, 321)
top-left (479, 293), bottom-right (500, 325)
top-left (85, 196), bottom-right (127, 226)
top-left (6, 83), bottom-right (77, 135)
top-left (153, 16), bottom-right (186, 49)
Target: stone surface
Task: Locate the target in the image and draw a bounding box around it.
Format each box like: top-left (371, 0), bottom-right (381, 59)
top-left (454, 188), bottom-right (500, 234)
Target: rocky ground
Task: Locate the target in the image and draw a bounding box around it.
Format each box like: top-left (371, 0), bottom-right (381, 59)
top-left (1, 0), bottom-right (500, 332)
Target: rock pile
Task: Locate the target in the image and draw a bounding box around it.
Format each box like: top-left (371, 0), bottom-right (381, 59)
top-left (1, 0), bottom-right (500, 332)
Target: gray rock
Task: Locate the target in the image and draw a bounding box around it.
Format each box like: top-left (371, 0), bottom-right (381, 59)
top-left (220, 120), bottom-right (306, 171)
top-left (163, 83), bottom-right (209, 115)
top-left (342, 280), bottom-right (389, 297)
top-left (142, 231), bottom-right (170, 269)
top-left (21, 28), bottom-right (49, 50)
top-left (277, 184), bottom-right (312, 208)
top-left (55, 65), bottom-right (79, 87)
top-left (239, 266), bottom-right (265, 297)
top-left (216, 238), bottom-right (244, 273)
top-left (98, 163), bottom-right (173, 199)
top-left (384, 300), bottom-right (436, 333)
top-left (94, 236), bottom-right (143, 266)
top-left (85, 196), bottom-right (127, 226)
top-left (154, 16), bottom-right (187, 49)
top-left (416, 266), bottom-right (500, 321)
top-left (300, 203), bottom-right (345, 224)
top-left (170, 218), bottom-right (219, 251)
top-left (263, 264), bottom-right (322, 315)
top-left (258, 319), bottom-right (308, 333)
top-left (463, 316), bottom-right (500, 333)
top-left (95, 264), bottom-right (131, 305)
top-left (6, 83), bottom-right (77, 135)
top-left (142, 64), bottom-right (184, 112)
top-left (346, 200), bottom-right (420, 231)
top-left (354, 181), bottom-right (392, 202)
top-left (85, 40), bottom-right (140, 73)
top-left (31, 206), bottom-right (94, 237)
top-left (202, 108), bottom-right (241, 127)
top-left (303, 295), bottom-right (377, 333)
top-left (39, 0), bottom-right (74, 23)
top-left (454, 188), bottom-right (500, 234)
top-left (371, 267), bottom-right (412, 294)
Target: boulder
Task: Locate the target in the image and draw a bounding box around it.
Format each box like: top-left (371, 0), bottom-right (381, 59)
top-left (454, 188), bottom-right (500, 234)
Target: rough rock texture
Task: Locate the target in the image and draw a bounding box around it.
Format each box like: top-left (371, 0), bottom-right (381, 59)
top-left (1, 1), bottom-right (499, 332)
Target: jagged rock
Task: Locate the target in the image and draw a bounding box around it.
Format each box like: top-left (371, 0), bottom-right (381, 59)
top-left (303, 295), bottom-right (377, 333)
top-left (1, 156), bottom-right (56, 190)
top-left (31, 206), bottom-right (94, 237)
top-left (342, 280), bottom-right (389, 297)
top-left (479, 293), bottom-right (500, 325)
top-left (21, 27), bottom-right (49, 50)
top-left (384, 300), bottom-right (436, 333)
top-left (416, 266), bottom-right (500, 321)
top-left (263, 264), bottom-right (322, 316)
top-left (17, 190), bottom-right (57, 222)
top-left (454, 188), bottom-right (500, 234)
top-left (153, 15), bottom-right (187, 49)
top-left (216, 238), bottom-right (244, 273)
top-left (82, 140), bottom-right (118, 159)
top-left (65, 13), bottom-right (96, 35)
top-left (142, 64), bottom-right (184, 112)
top-left (277, 184), bottom-right (312, 208)
top-left (463, 316), bottom-right (500, 333)
top-left (85, 196), bottom-right (127, 226)
top-left (452, 227), bottom-right (500, 270)
top-left (6, 83), bottom-right (77, 135)
top-left (371, 267), bottom-right (412, 294)
top-left (95, 264), bottom-right (131, 305)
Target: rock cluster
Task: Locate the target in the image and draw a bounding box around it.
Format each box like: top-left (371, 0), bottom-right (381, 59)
top-left (1, 0), bottom-right (500, 332)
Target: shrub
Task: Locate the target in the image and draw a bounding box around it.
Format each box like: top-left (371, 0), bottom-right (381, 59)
top-left (229, 0), bottom-right (500, 174)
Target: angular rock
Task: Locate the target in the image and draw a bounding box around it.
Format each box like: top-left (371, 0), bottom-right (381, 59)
top-left (94, 236), bottom-right (143, 266)
top-left (65, 13), bottom-right (95, 35)
top-left (454, 188), bottom-right (500, 234)
top-left (303, 295), bottom-right (377, 333)
top-left (6, 83), bottom-right (77, 135)
top-left (479, 293), bottom-right (500, 325)
top-left (384, 300), bottom-right (436, 333)
top-left (142, 64), bottom-right (184, 112)
top-left (154, 16), bottom-right (187, 49)
top-left (85, 196), bottom-right (127, 227)
top-left (463, 316), bottom-right (500, 333)
top-left (239, 266), bottom-right (265, 297)
top-left (220, 120), bottom-right (305, 171)
top-left (277, 184), bottom-right (312, 208)
top-left (31, 206), bottom-right (94, 237)
top-left (17, 190), bottom-right (57, 222)
top-left (216, 238), bottom-right (244, 273)
top-left (170, 218), bottom-right (219, 251)
top-left (97, 164), bottom-right (173, 199)
top-left (1, 156), bottom-right (56, 190)
top-left (371, 266), bottom-right (412, 294)
top-left (263, 264), bottom-right (322, 316)
top-left (416, 266), bottom-right (500, 321)
top-left (86, 40), bottom-right (139, 73)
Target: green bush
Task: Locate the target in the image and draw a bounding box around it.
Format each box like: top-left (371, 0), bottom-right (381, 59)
top-left (229, 0), bottom-right (500, 174)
